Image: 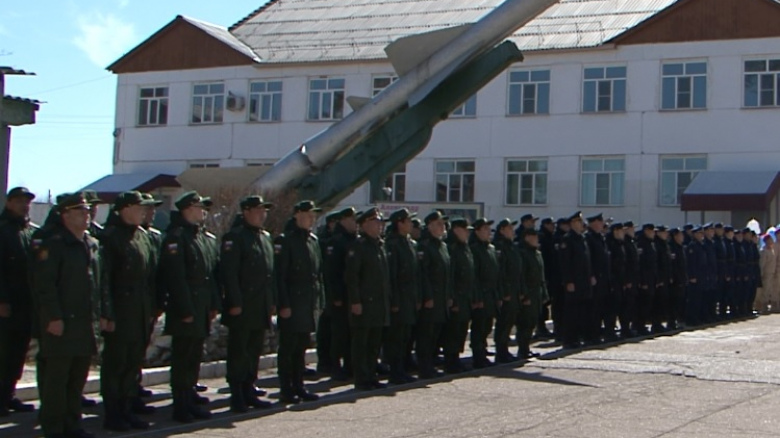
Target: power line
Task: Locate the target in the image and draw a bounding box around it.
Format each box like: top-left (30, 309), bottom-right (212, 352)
top-left (27, 75), bottom-right (113, 96)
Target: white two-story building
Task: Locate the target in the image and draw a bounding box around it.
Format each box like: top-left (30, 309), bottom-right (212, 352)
top-left (93, 0), bottom-right (780, 227)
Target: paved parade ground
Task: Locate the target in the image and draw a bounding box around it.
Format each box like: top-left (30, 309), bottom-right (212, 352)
top-left (5, 315), bottom-right (780, 437)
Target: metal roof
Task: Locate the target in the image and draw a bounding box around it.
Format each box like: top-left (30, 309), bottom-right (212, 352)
top-left (0, 66), bottom-right (36, 76)
top-left (179, 16), bottom-right (262, 63)
top-left (230, 0), bottom-right (680, 64)
top-left (684, 171), bottom-right (780, 196)
top-left (80, 173), bottom-right (179, 194)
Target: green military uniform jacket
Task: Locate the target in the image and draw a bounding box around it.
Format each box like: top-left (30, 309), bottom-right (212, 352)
top-left (470, 239), bottom-right (501, 317)
top-left (519, 243), bottom-right (549, 305)
top-left (33, 228), bottom-right (103, 357)
top-left (275, 225), bottom-right (323, 333)
top-left (160, 214), bottom-right (220, 338)
top-left (219, 222), bottom-right (276, 331)
top-left (448, 239), bottom-right (475, 323)
top-left (101, 220), bottom-right (155, 342)
top-left (323, 224), bottom-right (357, 308)
top-left (384, 231), bottom-right (420, 325)
top-left (345, 235), bottom-right (390, 328)
top-left (494, 236), bottom-right (523, 305)
top-left (0, 209), bottom-right (38, 331)
top-left (418, 235), bottom-right (452, 323)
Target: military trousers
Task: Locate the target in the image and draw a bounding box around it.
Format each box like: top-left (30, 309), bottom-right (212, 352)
top-left (443, 314), bottom-right (469, 364)
top-left (315, 311), bottom-right (332, 371)
top-left (494, 300), bottom-right (518, 357)
top-left (385, 313), bottom-right (413, 377)
top-left (550, 284), bottom-right (565, 337)
top-left (516, 298), bottom-right (540, 355)
top-left (38, 355), bottom-right (91, 436)
top-left (0, 322), bottom-right (31, 399)
top-left (619, 285), bottom-right (638, 335)
top-left (636, 286), bottom-right (655, 330)
top-left (652, 284), bottom-right (669, 328)
top-left (562, 293), bottom-right (591, 346)
top-left (100, 334), bottom-right (145, 400)
top-left (277, 330), bottom-right (310, 380)
top-left (226, 328), bottom-right (265, 385)
top-left (469, 308), bottom-right (493, 362)
top-left (415, 309), bottom-right (443, 377)
top-left (351, 326), bottom-right (383, 386)
top-left (170, 336), bottom-right (205, 391)
top-left (668, 283), bottom-right (686, 326)
top-left (329, 306), bottom-right (351, 373)
top-left (685, 283), bottom-right (703, 326)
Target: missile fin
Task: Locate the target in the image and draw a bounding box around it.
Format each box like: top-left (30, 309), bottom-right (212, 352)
top-left (346, 96), bottom-right (372, 111)
top-left (385, 24), bottom-right (472, 77)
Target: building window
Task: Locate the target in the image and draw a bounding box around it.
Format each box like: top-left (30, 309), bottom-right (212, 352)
top-left (583, 66), bottom-right (627, 113)
top-left (744, 59), bottom-right (780, 107)
top-left (436, 160), bottom-right (475, 202)
top-left (451, 95), bottom-right (477, 118)
top-left (659, 155), bottom-right (707, 206)
top-left (245, 160), bottom-right (275, 168)
top-left (372, 75), bottom-right (398, 96)
top-left (138, 86), bottom-right (168, 126)
top-left (249, 80), bottom-right (282, 122)
top-left (308, 77), bottom-right (345, 121)
top-left (508, 70), bottom-right (550, 115)
top-left (580, 157), bottom-right (625, 206)
top-left (505, 159), bottom-right (548, 205)
top-left (192, 83), bottom-right (225, 124)
top-left (371, 165), bottom-right (406, 202)
top-left (662, 61), bottom-right (707, 110)
top-left (189, 162), bottom-right (220, 169)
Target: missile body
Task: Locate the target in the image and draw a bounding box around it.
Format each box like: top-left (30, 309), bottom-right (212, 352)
top-left (257, 0), bottom-right (558, 194)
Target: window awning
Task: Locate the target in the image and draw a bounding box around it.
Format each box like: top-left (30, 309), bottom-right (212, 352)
top-left (681, 171), bottom-right (780, 211)
top-left (80, 173), bottom-right (180, 202)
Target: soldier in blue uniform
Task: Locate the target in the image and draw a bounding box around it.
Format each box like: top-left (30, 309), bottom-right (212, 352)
top-left (685, 227), bottom-right (707, 326)
top-left (636, 224), bottom-right (657, 335)
top-left (722, 226), bottom-right (738, 318)
top-left (712, 224), bottom-right (729, 319)
top-left (551, 218), bottom-right (570, 341)
top-left (605, 223), bottom-right (627, 340)
top-left (653, 226), bottom-right (672, 333)
top-left (584, 213), bottom-right (610, 343)
top-left (668, 228), bottom-right (688, 329)
top-left (702, 224), bottom-right (718, 323)
top-left (746, 229), bottom-right (761, 317)
top-left (622, 221), bottom-right (640, 338)
top-left (559, 212), bottom-right (594, 349)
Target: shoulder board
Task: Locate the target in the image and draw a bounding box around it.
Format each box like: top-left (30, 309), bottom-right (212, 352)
top-left (262, 230), bottom-right (271, 237)
top-left (137, 226), bottom-right (148, 234)
top-left (309, 233), bottom-right (319, 240)
top-left (148, 227), bottom-right (162, 235)
top-left (29, 221), bottom-right (40, 230)
top-left (92, 222), bottom-right (104, 230)
top-left (204, 231), bottom-right (216, 239)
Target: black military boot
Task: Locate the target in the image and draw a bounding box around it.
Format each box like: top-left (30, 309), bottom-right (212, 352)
top-left (102, 398), bottom-right (131, 432)
top-left (0, 382), bottom-right (10, 417)
top-left (187, 395), bottom-right (211, 420)
top-left (171, 390), bottom-right (194, 424)
top-left (278, 374), bottom-right (300, 404)
top-left (130, 396), bottom-right (156, 415)
top-left (120, 398), bottom-right (150, 430)
top-left (293, 372), bottom-right (319, 402)
top-left (228, 383), bottom-right (248, 413)
top-left (190, 388), bottom-right (209, 405)
top-left (243, 381), bottom-right (272, 409)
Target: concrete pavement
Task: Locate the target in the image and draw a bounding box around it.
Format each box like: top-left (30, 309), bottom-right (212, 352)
top-left (4, 315), bottom-right (780, 437)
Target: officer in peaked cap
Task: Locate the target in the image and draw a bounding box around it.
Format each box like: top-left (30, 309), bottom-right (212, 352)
top-left (559, 211), bottom-right (594, 348)
top-left (160, 190), bottom-right (219, 423)
top-left (345, 208), bottom-right (391, 390)
top-left (275, 200), bottom-right (323, 404)
top-left (584, 213), bottom-right (610, 343)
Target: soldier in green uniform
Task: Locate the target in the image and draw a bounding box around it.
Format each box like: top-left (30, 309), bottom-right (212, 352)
top-left (219, 195), bottom-right (275, 413)
top-left (384, 208), bottom-right (420, 384)
top-left (130, 192), bottom-right (164, 415)
top-left (469, 218), bottom-right (499, 369)
top-left (99, 191), bottom-right (157, 431)
top-left (160, 191), bottom-right (220, 423)
top-left (82, 190), bottom-right (105, 241)
top-left (416, 211), bottom-right (451, 379)
top-left (0, 187), bottom-right (37, 417)
top-left (444, 218), bottom-right (474, 374)
top-left (345, 208), bottom-right (391, 390)
top-left (275, 200), bottom-right (323, 403)
top-left (324, 207), bottom-right (358, 381)
top-left (493, 219), bottom-right (522, 363)
top-left (33, 193), bottom-right (104, 438)
top-left (517, 228), bottom-right (549, 359)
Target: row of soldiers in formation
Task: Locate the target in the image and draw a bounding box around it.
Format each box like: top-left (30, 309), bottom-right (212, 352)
top-left (0, 185), bottom-right (770, 438)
